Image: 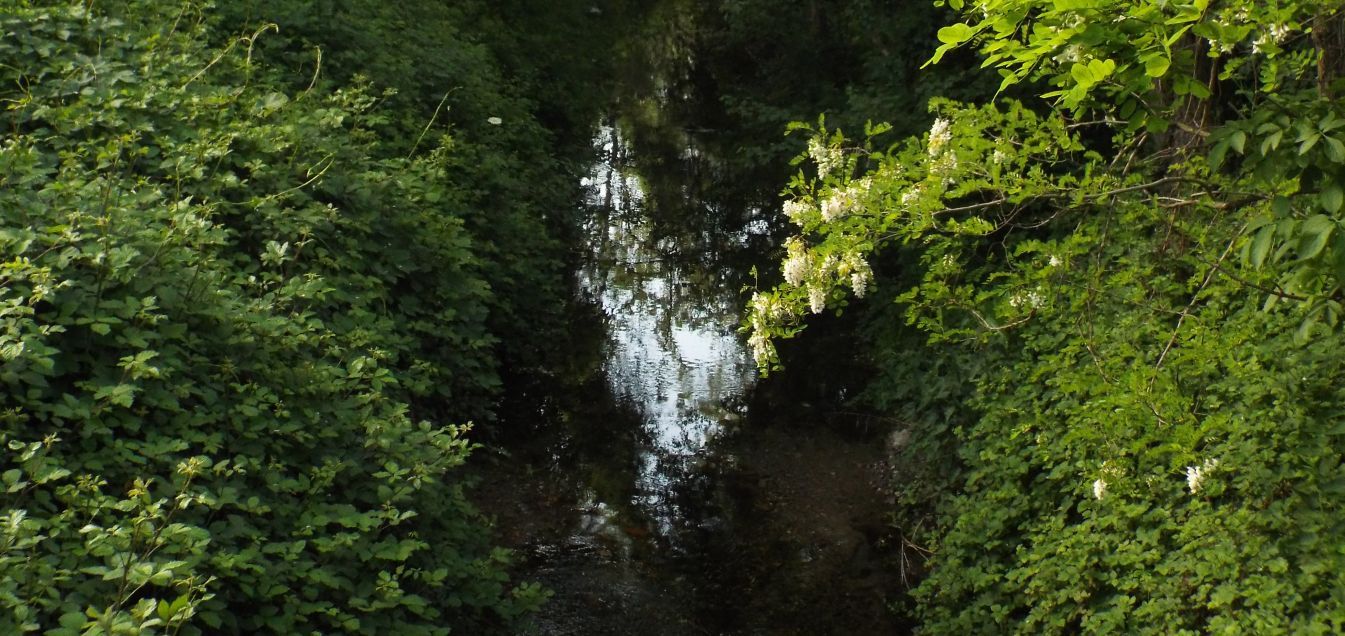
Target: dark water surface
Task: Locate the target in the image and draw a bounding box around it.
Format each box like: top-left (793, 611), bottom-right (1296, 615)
top-left (473, 3), bottom-right (904, 633)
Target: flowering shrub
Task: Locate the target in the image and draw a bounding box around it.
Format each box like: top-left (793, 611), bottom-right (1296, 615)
top-left (749, 0), bottom-right (1345, 630)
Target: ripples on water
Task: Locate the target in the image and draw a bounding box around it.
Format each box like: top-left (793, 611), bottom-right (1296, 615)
top-left (579, 125), bottom-right (755, 540)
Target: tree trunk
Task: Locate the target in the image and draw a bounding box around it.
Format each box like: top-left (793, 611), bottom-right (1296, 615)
top-left (1314, 9), bottom-right (1345, 99)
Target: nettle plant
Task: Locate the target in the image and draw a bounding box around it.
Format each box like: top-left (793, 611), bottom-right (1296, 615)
top-left (747, 0), bottom-right (1345, 631)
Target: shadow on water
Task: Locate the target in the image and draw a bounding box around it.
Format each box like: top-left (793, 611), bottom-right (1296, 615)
top-left (471, 2), bottom-right (908, 633)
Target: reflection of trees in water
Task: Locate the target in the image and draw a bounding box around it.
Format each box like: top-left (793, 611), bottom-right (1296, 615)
top-left (565, 0), bottom-right (793, 560)
top-left (578, 106), bottom-right (762, 543)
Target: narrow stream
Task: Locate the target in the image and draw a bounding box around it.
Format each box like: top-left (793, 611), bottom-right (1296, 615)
top-left (474, 120), bottom-right (902, 634)
top-left (579, 124), bottom-right (756, 544)
top-left (473, 5), bottom-right (905, 633)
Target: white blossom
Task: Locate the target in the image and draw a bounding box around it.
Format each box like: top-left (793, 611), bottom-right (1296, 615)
top-left (1049, 255), bottom-right (1062, 267)
top-left (821, 254), bottom-right (840, 276)
top-left (844, 252), bottom-right (873, 298)
top-left (1008, 288), bottom-right (1044, 309)
top-left (487, 116), bottom-right (503, 125)
top-left (1057, 44), bottom-right (1084, 63)
top-left (809, 137), bottom-right (843, 178)
top-left (821, 195), bottom-right (847, 222)
top-left (851, 272), bottom-right (870, 298)
top-left (820, 180), bottom-right (869, 222)
top-left (783, 252), bottom-right (809, 287)
top-left (782, 199), bottom-right (811, 225)
top-left (808, 284), bottom-right (827, 314)
top-left (1093, 478), bottom-right (1107, 500)
top-left (900, 186), bottom-right (922, 208)
top-left (930, 153), bottom-right (959, 182)
top-left (1186, 458), bottom-right (1219, 494)
top-left (852, 175), bottom-right (873, 194)
top-left (992, 148), bottom-right (1008, 164)
top-left (748, 331), bottom-right (774, 366)
top-left (928, 118), bottom-right (952, 156)
top-left (747, 293), bottom-right (791, 347)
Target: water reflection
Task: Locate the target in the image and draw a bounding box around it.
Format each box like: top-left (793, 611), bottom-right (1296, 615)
top-left (473, 3), bottom-right (901, 632)
top-left (579, 124), bottom-right (754, 539)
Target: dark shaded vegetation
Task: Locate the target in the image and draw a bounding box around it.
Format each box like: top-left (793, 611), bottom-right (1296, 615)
top-left (0, 1), bottom-right (631, 632)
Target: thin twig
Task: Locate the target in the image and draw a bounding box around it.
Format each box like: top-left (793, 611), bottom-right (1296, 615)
top-left (408, 89), bottom-right (455, 159)
top-left (1153, 225), bottom-right (1245, 373)
top-left (302, 46), bottom-right (323, 97)
top-left (1201, 255), bottom-right (1308, 301)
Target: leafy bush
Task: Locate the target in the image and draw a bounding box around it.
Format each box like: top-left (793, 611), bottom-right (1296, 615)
top-left (1, 2), bottom-right (553, 632)
top-left (749, 0), bottom-right (1345, 630)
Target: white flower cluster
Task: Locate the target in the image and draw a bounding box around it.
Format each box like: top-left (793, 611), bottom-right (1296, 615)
top-left (782, 198), bottom-right (812, 226)
top-left (808, 283), bottom-right (827, 314)
top-left (1252, 24), bottom-right (1292, 55)
top-left (842, 252), bottom-right (873, 298)
top-left (901, 185), bottom-right (922, 208)
top-left (930, 153), bottom-right (959, 183)
top-left (746, 292), bottom-right (792, 366)
top-left (1056, 44), bottom-right (1084, 64)
top-left (1208, 7), bottom-right (1254, 53)
top-left (819, 177), bottom-right (870, 222)
top-left (809, 137), bottom-right (843, 178)
top-left (783, 251), bottom-right (810, 286)
top-left (1008, 288), bottom-right (1044, 309)
top-left (1185, 458), bottom-right (1219, 494)
top-left (821, 195), bottom-right (849, 222)
top-left (926, 119), bottom-right (959, 183)
top-left (1092, 462), bottom-right (1124, 501)
top-left (991, 148), bottom-right (1008, 165)
top-left (928, 118), bottom-right (952, 157)
top-left (747, 330), bottom-right (774, 367)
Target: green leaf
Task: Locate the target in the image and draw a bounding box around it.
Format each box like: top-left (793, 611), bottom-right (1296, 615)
top-left (1272, 195), bottom-right (1293, 217)
top-left (1326, 136), bottom-right (1345, 163)
top-left (937, 23), bottom-right (976, 45)
top-left (1321, 185), bottom-right (1344, 213)
top-left (1298, 215), bottom-right (1335, 260)
top-left (1249, 225), bottom-right (1274, 268)
top-left (1262, 130), bottom-right (1284, 154)
top-left (1208, 139), bottom-right (1229, 171)
top-left (1300, 133), bottom-right (1321, 155)
top-left (927, 43), bottom-right (955, 66)
top-left (1070, 58), bottom-right (1115, 89)
top-left (1142, 53), bottom-right (1171, 78)
top-left (1332, 233), bottom-right (1345, 289)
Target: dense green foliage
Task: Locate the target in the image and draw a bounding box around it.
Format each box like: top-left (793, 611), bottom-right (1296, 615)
top-left (0, 1), bottom-right (612, 632)
top-left (11, 0), bottom-right (1345, 631)
top-left (749, 0), bottom-right (1345, 631)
